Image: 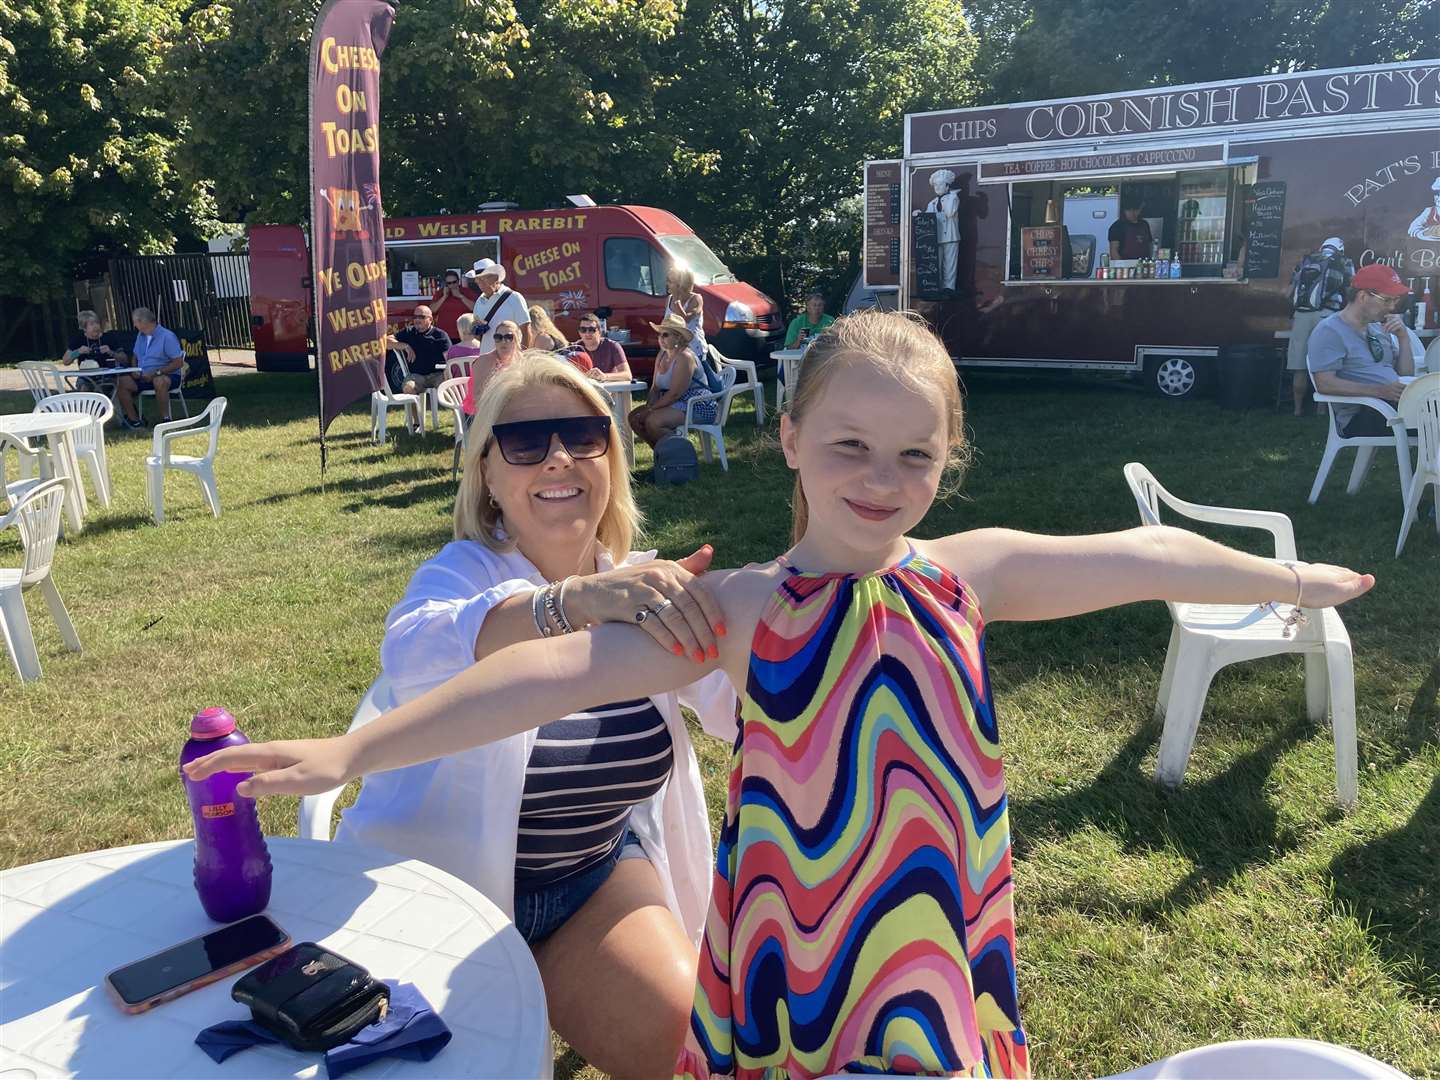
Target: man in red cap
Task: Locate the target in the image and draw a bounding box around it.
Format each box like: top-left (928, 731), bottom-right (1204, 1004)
top-left (1307, 263), bottom-right (1416, 438)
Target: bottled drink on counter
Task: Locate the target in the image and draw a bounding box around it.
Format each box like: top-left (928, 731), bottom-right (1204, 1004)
top-left (1170, 253), bottom-right (1182, 279)
top-left (179, 707), bottom-right (273, 922)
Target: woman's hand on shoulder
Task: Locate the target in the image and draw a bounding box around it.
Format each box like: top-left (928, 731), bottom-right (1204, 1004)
top-left (566, 546), bottom-right (726, 663)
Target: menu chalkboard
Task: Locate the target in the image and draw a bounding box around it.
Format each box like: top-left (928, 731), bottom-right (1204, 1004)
top-left (912, 211), bottom-right (942, 298)
top-left (1020, 225), bottom-right (1065, 280)
top-left (864, 161), bottom-right (902, 289)
top-left (1244, 180), bottom-right (1287, 279)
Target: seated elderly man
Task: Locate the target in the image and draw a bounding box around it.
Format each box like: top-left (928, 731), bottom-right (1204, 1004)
top-left (392, 305), bottom-right (452, 397)
top-left (1307, 263), bottom-right (1416, 438)
top-left (115, 307), bottom-right (185, 429)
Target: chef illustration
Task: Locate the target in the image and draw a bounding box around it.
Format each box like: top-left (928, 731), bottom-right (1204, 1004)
top-left (926, 169), bottom-right (961, 294)
top-left (1407, 176), bottom-right (1440, 241)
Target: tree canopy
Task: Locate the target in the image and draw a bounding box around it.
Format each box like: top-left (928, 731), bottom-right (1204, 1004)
top-left (2, 0), bottom-right (1436, 304)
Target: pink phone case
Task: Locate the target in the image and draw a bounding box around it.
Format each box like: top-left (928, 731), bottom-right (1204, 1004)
top-left (104, 930), bottom-right (292, 1015)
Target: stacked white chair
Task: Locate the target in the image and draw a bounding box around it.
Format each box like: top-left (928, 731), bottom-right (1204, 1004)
top-left (16, 362), bottom-right (63, 405)
top-left (298, 675), bottom-right (395, 840)
top-left (436, 377), bottom-right (471, 480)
top-left (1123, 463), bottom-right (1357, 806)
top-left (0, 479), bottom-right (81, 683)
top-left (370, 353), bottom-right (426, 444)
top-left (145, 397), bottom-right (227, 525)
top-left (708, 344), bottom-right (765, 426)
top-left (680, 364), bottom-right (740, 471)
top-left (36, 392), bottom-right (115, 509)
top-left (1395, 372), bottom-right (1440, 556)
top-left (138, 360), bottom-right (190, 421)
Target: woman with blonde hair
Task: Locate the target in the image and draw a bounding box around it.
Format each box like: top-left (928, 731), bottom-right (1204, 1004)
top-left (663, 264), bottom-right (706, 361)
top-left (334, 353), bottom-right (734, 1076)
top-left (527, 305), bottom-right (569, 352)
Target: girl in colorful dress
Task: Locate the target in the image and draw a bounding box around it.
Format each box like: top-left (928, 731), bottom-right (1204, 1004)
top-left (187, 310), bottom-right (1373, 1079)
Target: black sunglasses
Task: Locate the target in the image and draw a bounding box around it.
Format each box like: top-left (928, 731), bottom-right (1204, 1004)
top-left (486, 415), bottom-right (612, 465)
top-left (445, 278), bottom-right (459, 284)
top-left (493, 333), bottom-right (516, 342)
top-left (578, 324), bottom-right (601, 332)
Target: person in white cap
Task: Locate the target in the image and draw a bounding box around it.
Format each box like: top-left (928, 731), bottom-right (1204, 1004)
top-left (1286, 235), bottom-right (1353, 416)
top-left (1407, 176), bottom-right (1440, 240)
top-left (467, 257), bottom-right (533, 352)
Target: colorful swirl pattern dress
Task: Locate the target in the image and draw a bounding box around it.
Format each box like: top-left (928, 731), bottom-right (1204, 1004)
top-left (676, 552), bottom-right (1029, 1079)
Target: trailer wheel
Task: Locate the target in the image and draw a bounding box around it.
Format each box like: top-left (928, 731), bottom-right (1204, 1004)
top-left (1145, 355), bottom-right (1207, 400)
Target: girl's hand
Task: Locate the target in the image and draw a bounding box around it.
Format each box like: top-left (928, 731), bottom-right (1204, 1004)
top-left (566, 545), bottom-right (727, 663)
top-left (1294, 562), bottom-right (1375, 609)
top-left (182, 737), bottom-right (360, 798)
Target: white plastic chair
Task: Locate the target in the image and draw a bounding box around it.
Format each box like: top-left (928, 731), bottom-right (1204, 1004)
top-left (680, 364), bottom-right (739, 471)
top-left (36, 392), bottom-right (114, 509)
top-left (17, 362), bottom-right (63, 405)
top-left (0, 432), bottom-right (44, 507)
top-left (708, 344), bottom-right (764, 426)
top-left (437, 377), bottom-right (470, 480)
top-left (370, 352), bottom-right (426, 444)
top-left (1308, 388), bottom-right (1416, 507)
top-left (1105, 1037), bottom-right (1412, 1079)
top-left (1124, 463), bottom-right (1357, 806)
top-left (1395, 372), bottom-right (1440, 556)
top-left (298, 675), bottom-right (395, 840)
top-left (145, 397), bottom-right (227, 525)
top-left (0, 479), bottom-right (81, 683)
top-left (138, 360), bottom-right (190, 421)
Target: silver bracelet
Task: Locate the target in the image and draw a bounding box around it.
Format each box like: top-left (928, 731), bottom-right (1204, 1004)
top-left (555, 575), bottom-right (577, 632)
top-left (544, 577), bottom-right (574, 635)
top-left (531, 584), bottom-right (554, 638)
top-left (1261, 560), bottom-right (1308, 639)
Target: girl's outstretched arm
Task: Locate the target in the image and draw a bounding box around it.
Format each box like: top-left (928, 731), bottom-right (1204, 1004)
top-left (184, 618), bottom-right (734, 799)
top-left (932, 526), bottom-right (1374, 624)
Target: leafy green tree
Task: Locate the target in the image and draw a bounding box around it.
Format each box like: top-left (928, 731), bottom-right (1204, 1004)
top-left (641, 0), bottom-right (979, 305)
top-left (171, 0), bottom-right (686, 224)
top-left (968, 0), bottom-right (1435, 104)
top-left (0, 0), bottom-right (217, 300)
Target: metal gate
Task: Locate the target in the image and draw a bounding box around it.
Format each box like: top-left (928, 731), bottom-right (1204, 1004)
top-left (109, 253), bottom-right (252, 349)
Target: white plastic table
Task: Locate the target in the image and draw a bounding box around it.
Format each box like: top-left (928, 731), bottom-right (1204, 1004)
top-left (0, 837), bottom-right (551, 1079)
top-left (596, 379), bottom-right (647, 467)
top-left (0, 413), bottom-right (91, 533)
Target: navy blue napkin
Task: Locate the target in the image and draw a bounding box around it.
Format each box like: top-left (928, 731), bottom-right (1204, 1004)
top-left (195, 980), bottom-right (452, 1078)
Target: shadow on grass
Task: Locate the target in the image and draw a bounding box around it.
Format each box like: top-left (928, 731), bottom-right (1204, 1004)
top-left (1327, 771), bottom-right (1440, 1004)
top-left (1012, 714), bottom-right (1323, 919)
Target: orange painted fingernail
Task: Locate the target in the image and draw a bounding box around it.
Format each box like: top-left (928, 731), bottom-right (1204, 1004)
top-left (715, 621), bottom-right (728, 637)
top-left (693, 649), bottom-right (704, 663)
top-left (707, 645), bottom-right (719, 659)
top-left (672, 643), bottom-right (684, 656)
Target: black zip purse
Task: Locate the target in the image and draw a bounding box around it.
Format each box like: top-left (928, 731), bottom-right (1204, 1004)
top-left (231, 943), bottom-right (390, 1052)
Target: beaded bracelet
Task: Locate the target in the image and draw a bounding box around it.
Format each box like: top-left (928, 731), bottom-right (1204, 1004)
top-left (531, 584), bottom-right (554, 638)
top-left (545, 576), bottom-right (575, 635)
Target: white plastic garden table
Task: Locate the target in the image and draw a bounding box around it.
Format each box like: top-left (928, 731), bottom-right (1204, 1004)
top-left (596, 379), bottom-right (647, 467)
top-left (0, 837), bottom-right (551, 1078)
top-left (0, 413), bottom-right (91, 533)
top-left (770, 347), bottom-right (807, 410)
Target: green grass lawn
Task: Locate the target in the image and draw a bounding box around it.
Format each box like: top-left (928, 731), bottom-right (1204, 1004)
top-left (2, 371), bottom-right (1436, 1077)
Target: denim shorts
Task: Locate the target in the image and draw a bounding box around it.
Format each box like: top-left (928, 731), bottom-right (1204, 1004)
top-left (513, 829), bottom-right (646, 946)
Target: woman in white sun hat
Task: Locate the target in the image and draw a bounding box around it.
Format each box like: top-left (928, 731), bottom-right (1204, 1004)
top-left (467, 256), bottom-right (533, 351)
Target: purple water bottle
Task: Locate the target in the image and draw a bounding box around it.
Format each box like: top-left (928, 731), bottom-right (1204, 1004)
top-left (179, 708), bottom-right (273, 922)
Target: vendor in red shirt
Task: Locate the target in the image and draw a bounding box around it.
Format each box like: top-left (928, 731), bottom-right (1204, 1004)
top-left (428, 270), bottom-right (478, 339)
top-left (1108, 201), bottom-right (1153, 261)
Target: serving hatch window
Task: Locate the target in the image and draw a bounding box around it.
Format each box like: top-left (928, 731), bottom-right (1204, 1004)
top-left (386, 238), bottom-right (499, 299)
top-left (1005, 165), bottom-right (1253, 281)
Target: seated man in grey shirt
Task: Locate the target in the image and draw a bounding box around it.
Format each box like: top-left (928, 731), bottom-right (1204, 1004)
top-left (1307, 263), bottom-right (1415, 438)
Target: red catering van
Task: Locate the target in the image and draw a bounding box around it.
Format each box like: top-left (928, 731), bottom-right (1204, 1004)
top-left (248, 203), bottom-right (784, 377)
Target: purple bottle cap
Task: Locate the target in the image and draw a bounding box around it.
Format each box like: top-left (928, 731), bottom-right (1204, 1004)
top-left (190, 707), bottom-right (237, 740)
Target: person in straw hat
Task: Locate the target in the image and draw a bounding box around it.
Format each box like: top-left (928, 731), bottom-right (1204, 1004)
top-left (628, 312), bottom-right (718, 448)
top-left (466, 256), bottom-right (533, 352)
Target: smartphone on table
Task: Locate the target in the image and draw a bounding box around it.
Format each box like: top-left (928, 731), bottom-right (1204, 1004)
top-left (104, 914), bottom-right (291, 1014)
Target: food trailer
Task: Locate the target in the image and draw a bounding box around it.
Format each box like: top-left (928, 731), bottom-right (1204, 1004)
top-left (250, 203), bottom-right (784, 377)
top-left (868, 59), bottom-right (1440, 398)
